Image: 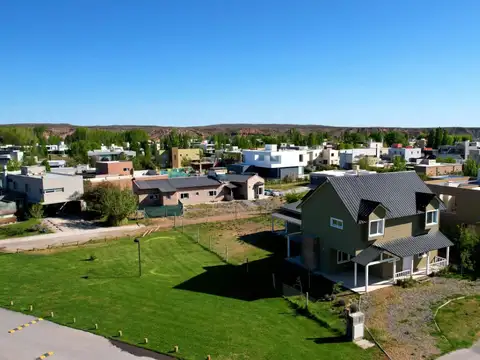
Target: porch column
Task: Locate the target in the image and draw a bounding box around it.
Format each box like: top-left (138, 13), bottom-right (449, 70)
top-left (365, 265), bottom-right (369, 293)
top-left (286, 235), bottom-right (291, 258)
top-left (426, 252), bottom-right (430, 275)
top-left (393, 260), bottom-right (396, 282)
top-left (411, 257), bottom-right (414, 276)
top-left (446, 246), bottom-right (450, 265)
top-left (354, 262), bottom-right (358, 287)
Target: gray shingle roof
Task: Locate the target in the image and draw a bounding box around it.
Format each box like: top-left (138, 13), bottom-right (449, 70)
top-left (223, 174), bottom-right (254, 183)
top-left (374, 231), bottom-right (453, 258)
top-left (327, 171), bottom-right (444, 221)
top-left (282, 201), bottom-right (302, 214)
top-left (351, 246), bottom-right (383, 266)
top-left (135, 176), bottom-right (221, 192)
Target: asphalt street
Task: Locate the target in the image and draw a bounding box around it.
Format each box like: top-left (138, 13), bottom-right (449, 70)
top-left (0, 308), bottom-right (171, 360)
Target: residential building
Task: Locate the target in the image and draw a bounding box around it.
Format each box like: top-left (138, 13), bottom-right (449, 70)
top-left (235, 144), bottom-right (308, 179)
top-left (314, 146), bottom-right (339, 166)
top-left (95, 161), bottom-right (133, 176)
top-left (388, 144), bottom-right (422, 162)
top-left (414, 159), bottom-right (463, 177)
top-left (47, 160), bottom-right (66, 168)
top-left (0, 149), bottom-right (23, 166)
top-left (171, 148), bottom-right (201, 168)
top-left (6, 166), bottom-right (84, 205)
top-left (426, 175), bottom-right (480, 228)
top-left (88, 145), bottom-right (136, 162)
top-left (133, 176), bottom-right (226, 207)
top-left (309, 169), bottom-right (376, 186)
top-left (155, 149), bottom-right (170, 168)
top-left (416, 138), bottom-right (428, 149)
top-left (339, 148), bottom-right (379, 169)
top-left (217, 173), bottom-right (265, 200)
top-left (191, 140), bottom-right (216, 156)
top-left (46, 141), bottom-right (69, 153)
top-left (274, 172), bottom-right (452, 293)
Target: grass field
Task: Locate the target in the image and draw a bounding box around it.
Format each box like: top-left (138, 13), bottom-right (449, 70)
top-left (0, 228), bottom-right (380, 360)
top-left (0, 218), bottom-right (45, 240)
top-left (266, 181), bottom-right (309, 191)
top-left (435, 295), bottom-right (480, 353)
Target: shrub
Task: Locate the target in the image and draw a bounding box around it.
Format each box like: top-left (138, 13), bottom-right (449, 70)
top-left (396, 276), bottom-right (417, 288)
top-left (28, 204), bottom-right (44, 219)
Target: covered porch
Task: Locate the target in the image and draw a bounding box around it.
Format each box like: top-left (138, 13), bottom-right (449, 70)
top-left (351, 231), bottom-right (453, 293)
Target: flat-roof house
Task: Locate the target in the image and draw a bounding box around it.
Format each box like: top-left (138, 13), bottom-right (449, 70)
top-left (274, 171), bottom-right (453, 293)
top-left (5, 166), bottom-right (84, 205)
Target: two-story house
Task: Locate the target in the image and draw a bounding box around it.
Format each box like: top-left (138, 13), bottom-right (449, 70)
top-left (286, 171), bottom-right (453, 292)
top-left (231, 144), bottom-right (308, 179)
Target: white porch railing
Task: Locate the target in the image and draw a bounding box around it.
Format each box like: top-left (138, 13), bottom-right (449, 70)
top-left (430, 256), bottom-right (447, 272)
top-left (395, 269), bottom-right (412, 280)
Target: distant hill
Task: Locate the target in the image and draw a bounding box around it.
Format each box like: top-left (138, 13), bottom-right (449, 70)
top-left (3, 123), bottom-right (480, 140)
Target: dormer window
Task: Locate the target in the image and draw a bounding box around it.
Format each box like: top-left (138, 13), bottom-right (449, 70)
top-left (426, 209), bottom-right (438, 226)
top-left (369, 219), bottom-right (385, 237)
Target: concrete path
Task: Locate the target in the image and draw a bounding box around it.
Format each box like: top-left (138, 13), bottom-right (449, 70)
top-left (437, 341), bottom-right (480, 360)
top-left (0, 308), bottom-right (172, 360)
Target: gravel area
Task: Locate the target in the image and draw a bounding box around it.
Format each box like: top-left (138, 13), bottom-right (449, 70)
top-left (361, 277), bottom-right (480, 360)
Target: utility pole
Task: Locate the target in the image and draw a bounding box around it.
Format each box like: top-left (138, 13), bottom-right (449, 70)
top-left (134, 238), bottom-right (142, 277)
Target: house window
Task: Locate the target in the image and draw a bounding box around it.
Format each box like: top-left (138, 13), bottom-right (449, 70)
top-left (258, 187), bottom-right (263, 195)
top-left (180, 193), bottom-right (189, 199)
top-left (123, 168), bottom-right (130, 171)
top-left (426, 210), bottom-right (438, 226)
top-left (166, 194), bottom-right (171, 199)
top-left (299, 154), bottom-right (304, 162)
top-left (337, 251), bottom-right (351, 264)
top-left (369, 219), bottom-right (385, 237)
top-left (44, 188), bottom-right (64, 193)
top-left (195, 192), bottom-right (199, 196)
top-left (330, 217), bottom-right (343, 230)
top-left (209, 190), bottom-right (217, 197)
top-left (149, 194), bottom-right (159, 200)
top-left (323, 160), bottom-right (328, 164)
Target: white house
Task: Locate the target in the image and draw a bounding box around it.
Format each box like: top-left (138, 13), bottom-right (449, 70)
top-left (388, 146), bottom-right (422, 162)
top-left (238, 144), bottom-right (308, 179)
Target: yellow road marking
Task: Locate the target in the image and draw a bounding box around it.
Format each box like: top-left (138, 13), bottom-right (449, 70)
top-left (38, 351), bottom-right (54, 359)
top-left (8, 318), bottom-right (44, 334)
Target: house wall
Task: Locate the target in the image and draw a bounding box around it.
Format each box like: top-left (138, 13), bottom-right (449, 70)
top-left (42, 175), bottom-right (84, 205)
top-left (96, 161), bottom-right (133, 176)
top-left (301, 183), bottom-right (362, 273)
top-left (245, 175), bottom-right (265, 199)
top-left (415, 164), bottom-right (463, 176)
top-left (243, 149), bottom-right (308, 168)
top-left (427, 183), bottom-right (480, 225)
top-left (89, 176), bottom-right (133, 190)
top-left (175, 185), bottom-right (225, 205)
top-left (138, 191), bottom-right (178, 207)
top-left (171, 148), bottom-right (201, 168)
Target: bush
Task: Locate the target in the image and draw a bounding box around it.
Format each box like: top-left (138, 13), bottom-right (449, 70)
top-left (28, 204), bottom-right (44, 219)
top-left (396, 276), bottom-right (417, 288)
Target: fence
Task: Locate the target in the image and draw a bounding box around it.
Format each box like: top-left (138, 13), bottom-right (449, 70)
top-left (143, 203), bottom-right (184, 218)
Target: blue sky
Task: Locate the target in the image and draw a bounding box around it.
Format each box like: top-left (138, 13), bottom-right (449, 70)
top-left (1, 0), bottom-right (479, 127)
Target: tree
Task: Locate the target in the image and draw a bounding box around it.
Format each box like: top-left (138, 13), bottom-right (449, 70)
top-left (22, 155), bottom-right (37, 166)
top-left (458, 227), bottom-right (479, 274)
top-left (391, 156), bottom-right (406, 172)
top-left (427, 130), bottom-right (435, 148)
top-left (6, 160), bottom-right (21, 171)
top-left (463, 159), bottom-right (478, 177)
top-left (83, 183), bottom-right (138, 226)
top-left (384, 131), bottom-right (407, 147)
top-left (434, 128), bottom-right (443, 149)
top-left (28, 203), bottom-right (44, 219)
top-left (357, 157), bottom-right (370, 170)
top-left (41, 159), bottom-right (51, 172)
top-left (181, 156), bottom-right (192, 167)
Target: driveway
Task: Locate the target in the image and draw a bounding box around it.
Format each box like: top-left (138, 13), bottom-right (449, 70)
top-left (0, 308), bottom-right (172, 360)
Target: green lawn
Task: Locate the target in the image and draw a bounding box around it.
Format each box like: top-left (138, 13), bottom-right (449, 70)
top-left (435, 296), bottom-right (480, 353)
top-left (0, 218), bottom-right (45, 240)
top-left (0, 230), bottom-right (379, 360)
top-left (266, 181), bottom-right (309, 191)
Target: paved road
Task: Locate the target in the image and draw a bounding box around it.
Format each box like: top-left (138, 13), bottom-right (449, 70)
top-left (0, 308), bottom-right (172, 360)
top-left (437, 341), bottom-right (480, 360)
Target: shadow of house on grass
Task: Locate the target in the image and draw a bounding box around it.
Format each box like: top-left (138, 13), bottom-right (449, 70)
top-left (174, 256), bottom-right (279, 301)
top-left (236, 231), bottom-right (287, 255)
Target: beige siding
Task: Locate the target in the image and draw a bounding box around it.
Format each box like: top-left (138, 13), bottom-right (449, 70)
top-left (176, 185), bottom-right (225, 205)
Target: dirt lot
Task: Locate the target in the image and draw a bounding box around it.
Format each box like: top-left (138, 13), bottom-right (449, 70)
top-left (361, 276), bottom-right (480, 360)
top-left (183, 197), bottom-right (284, 219)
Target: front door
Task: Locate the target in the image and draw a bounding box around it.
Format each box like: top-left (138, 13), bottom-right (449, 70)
top-left (403, 256), bottom-right (413, 271)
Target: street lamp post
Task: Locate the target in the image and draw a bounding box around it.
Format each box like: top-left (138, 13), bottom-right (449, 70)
top-left (134, 238), bottom-right (142, 277)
